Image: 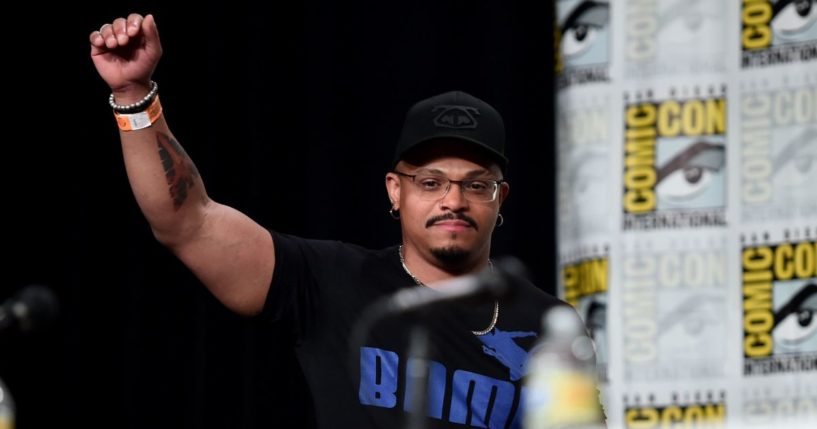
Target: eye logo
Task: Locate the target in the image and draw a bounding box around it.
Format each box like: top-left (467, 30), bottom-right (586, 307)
top-left (656, 141), bottom-right (726, 203)
top-left (773, 283), bottom-right (817, 349)
top-left (432, 105), bottom-right (480, 129)
top-left (559, 0), bottom-right (610, 66)
top-left (556, 0), bottom-right (611, 86)
top-left (772, 127), bottom-right (817, 186)
top-left (741, 0), bottom-right (817, 66)
top-left (656, 0), bottom-right (722, 46)
top-left (772, 0), bottom-right (817, 39)
top-left (584, 299), bottom-right (608, 377)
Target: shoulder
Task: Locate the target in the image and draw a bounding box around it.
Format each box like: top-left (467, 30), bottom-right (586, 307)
top-left (516, 278), bottom-right (568, 309)
top-left (270, 230), bottom-right (398, 267)
top-left (502, 278), bottom-right (571, 326)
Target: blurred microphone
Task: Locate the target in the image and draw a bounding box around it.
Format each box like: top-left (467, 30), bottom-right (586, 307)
top-left (0, 284), bottom-right (59, 337)
top-left (348, 257), bottom-right (530, 391)
top-left (383, 256), bottom-right (526, 314)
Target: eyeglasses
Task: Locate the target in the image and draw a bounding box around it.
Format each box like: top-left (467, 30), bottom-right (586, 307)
top-left (393, 171), bottom-right (505, 202)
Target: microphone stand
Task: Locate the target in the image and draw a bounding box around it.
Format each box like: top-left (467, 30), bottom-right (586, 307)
top-left (348, 257), bottom-right (524, 429)
top-left (405, 323), bottom-right (430, 429)
top-left (402, 258), bottom-right (522, 429)
top-left (348, 303), bottom-right (433, 429)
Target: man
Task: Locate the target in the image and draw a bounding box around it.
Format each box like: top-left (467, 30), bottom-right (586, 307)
top-left (90, 13), bottom-right (567, 429)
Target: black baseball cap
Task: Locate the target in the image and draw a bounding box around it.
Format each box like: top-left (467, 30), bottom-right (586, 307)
top-left (394, 91), bottom-right (508, 173)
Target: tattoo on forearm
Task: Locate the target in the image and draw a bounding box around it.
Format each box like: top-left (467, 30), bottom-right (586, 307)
top-left (156, 132), bottom-right (200, 210)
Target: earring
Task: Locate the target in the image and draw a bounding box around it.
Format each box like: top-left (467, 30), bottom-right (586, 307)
top-left (389, 207), bottom-right (400, 220)
top-left (496, 213), bottom-right (504, 227)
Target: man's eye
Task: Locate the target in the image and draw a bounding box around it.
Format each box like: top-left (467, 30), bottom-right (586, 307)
top-left (467, 181), bottom-right (490, 192)
top-left (419, 179), bottom-right (443, 189)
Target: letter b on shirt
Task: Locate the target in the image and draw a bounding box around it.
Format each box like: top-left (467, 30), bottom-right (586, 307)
top-left (359, 347), bottom-right (399, 408)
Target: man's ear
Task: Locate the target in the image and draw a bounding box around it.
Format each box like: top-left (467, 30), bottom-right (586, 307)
top-left (498, 181), bottom-right (510, 207)
top-left (385, 172), bottom-right (401, 209)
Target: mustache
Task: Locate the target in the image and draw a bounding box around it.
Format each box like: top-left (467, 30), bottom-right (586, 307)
top-left (426, 213), bottom-right (478, 230)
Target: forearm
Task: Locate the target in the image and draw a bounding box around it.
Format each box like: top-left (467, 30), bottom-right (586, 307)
top-left (119, 114), bottom-right (209, 246)
top-left (93, 15), bottom-right (274, 315)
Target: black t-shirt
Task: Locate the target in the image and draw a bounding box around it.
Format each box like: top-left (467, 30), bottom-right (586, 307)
top-left (264, 232), bottom-right (566, 429)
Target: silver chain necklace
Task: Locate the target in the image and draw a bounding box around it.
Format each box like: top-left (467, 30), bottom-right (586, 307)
top-left (398, 245), bottom-right (499, 336)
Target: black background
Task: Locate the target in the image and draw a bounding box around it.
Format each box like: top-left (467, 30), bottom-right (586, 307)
top-left (2, 1), bottom-right (556, 427)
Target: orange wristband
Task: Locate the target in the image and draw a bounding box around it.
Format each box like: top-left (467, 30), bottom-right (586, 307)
top-left (113, 95), bottom-right (163, 131)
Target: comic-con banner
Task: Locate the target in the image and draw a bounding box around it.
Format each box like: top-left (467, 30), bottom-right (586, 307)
top-left (741, 0), bottom-right (817, 68)
top-left (624, 0), bottom-right (728, 78)
top-left (619, 234), bottom-right (729, 383)
top-left (742, 375), bottom-right (817, 427)
top-left (557, 90), bottom-right (613, 242)
top-left (560, 244), bottom-right (610, 381)
top-left (741, 229), bottom-right (817, 376)
top-left (623, 389), bottom-right (727, 429)
top-left (555, 0), bottom-right (611, 88)
top-left (621, 86), bottom-right (728, 231)
top-left (739, 73), bottom-right (817, 223)
top-left (555, 1), bottom-right (817, 428)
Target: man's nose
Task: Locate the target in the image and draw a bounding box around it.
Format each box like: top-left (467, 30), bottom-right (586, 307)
top-left (439, 181), bottom-right (469, 211)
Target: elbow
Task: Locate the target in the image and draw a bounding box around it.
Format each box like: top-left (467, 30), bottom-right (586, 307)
top-left (225, 296), bottom-right (266, 317)
top-left (150, 201), bottom-right (214, 250)
top-left (151, 226), bottom-right (181, 248)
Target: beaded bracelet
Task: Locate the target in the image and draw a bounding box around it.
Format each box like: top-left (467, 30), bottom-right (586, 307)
top-left (108, 81), bottom-right (159, 113)
top-left (113, 95), bottom-right (163, 131)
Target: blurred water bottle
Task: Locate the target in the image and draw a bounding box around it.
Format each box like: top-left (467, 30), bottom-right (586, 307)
top-left (523, 306), bottom-right (604, 429)
top-left (0, 377), bottom-right (13, 429)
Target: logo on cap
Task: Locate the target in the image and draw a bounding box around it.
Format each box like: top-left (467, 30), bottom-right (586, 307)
top-left (432, 105), bottom-right (480, 129)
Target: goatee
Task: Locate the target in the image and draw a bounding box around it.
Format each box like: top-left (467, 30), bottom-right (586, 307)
top-left (430, 246), bottom-right (470, 267)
